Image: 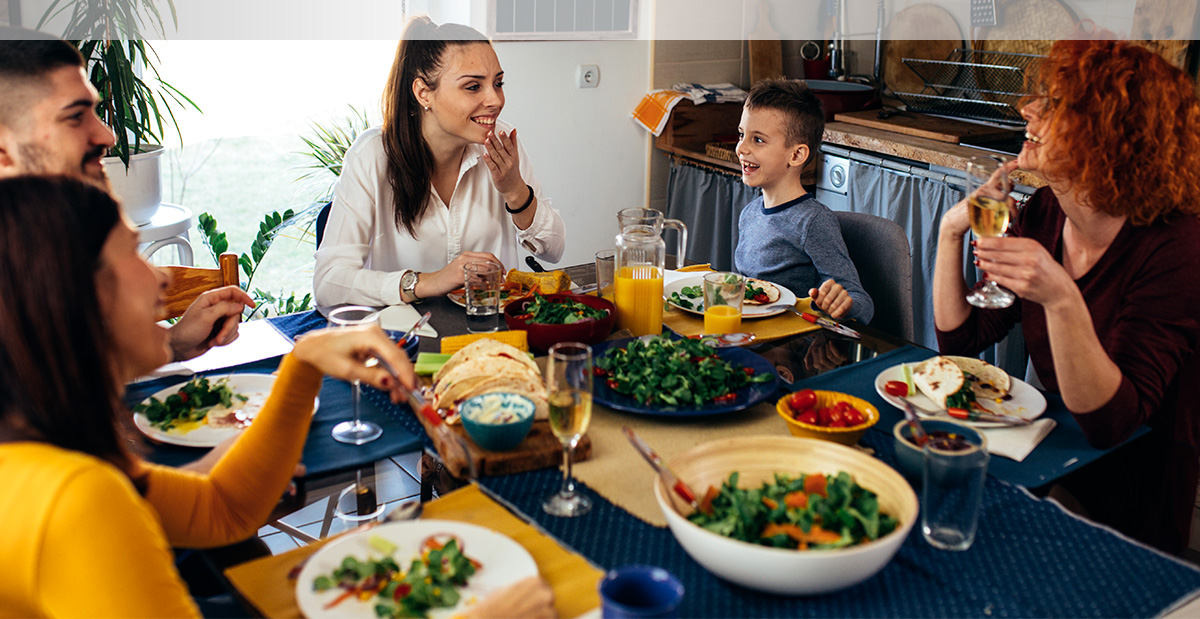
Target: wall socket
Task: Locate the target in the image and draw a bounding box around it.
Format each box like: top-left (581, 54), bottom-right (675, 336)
top-left (577, 64), bottom-right (600, 88)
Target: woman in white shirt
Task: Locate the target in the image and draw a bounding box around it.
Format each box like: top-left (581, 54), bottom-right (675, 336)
top-left (314, 17), bottom-right (566, 307)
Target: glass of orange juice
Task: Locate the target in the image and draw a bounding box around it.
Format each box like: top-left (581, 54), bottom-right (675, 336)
top-left (703, 272), bottom-right (744, 334)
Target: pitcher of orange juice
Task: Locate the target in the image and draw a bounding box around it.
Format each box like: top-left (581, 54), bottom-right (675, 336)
top-left (615, 224), bottom-right (666, 336)
top-left (616, 208), bottom-right (688, 270)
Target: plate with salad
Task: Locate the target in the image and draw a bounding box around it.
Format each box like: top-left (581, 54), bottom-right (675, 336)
top-left (295, 519), bottom-right (538, 619)
top-left (133, 374), bottom-right (317, 447)
top-left (592, 335), bottom-right (777, 417)
top-left (664, 275), bottom-right (797, 318)
top-left (873, 360), bottom-right (1046, 428)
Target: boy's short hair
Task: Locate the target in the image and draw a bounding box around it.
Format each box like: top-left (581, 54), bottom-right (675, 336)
top-left (744, 78), bottom-right (824, 158)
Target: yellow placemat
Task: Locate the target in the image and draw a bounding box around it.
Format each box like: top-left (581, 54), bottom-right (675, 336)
top-left (663, 297), bottom-right (822, 341)
top-left (574, 400), bottom-right (792, 527)
top-left (225, 485), bottom-right (603, 619)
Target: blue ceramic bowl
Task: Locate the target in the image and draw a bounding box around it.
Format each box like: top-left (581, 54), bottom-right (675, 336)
top-left (459, 392), bottom-right (536, 452)
top-left (892, 419), bottom-right (987, 482)
top-left (384, 331), bottom-right (420, 362)
top-left (599, 565), bottom-right (685, 619)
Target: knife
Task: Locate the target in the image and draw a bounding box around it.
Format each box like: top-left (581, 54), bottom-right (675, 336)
top-left (800, 312), bottom-right (861, 339)
top-left (396, 311), bottom-right (432, 347)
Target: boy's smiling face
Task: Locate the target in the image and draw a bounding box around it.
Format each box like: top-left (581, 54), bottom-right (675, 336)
top-left (736, 105), bottom-right (808, 196)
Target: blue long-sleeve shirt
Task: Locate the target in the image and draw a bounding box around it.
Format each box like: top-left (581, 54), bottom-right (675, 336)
top-left (733, 193), bottom-right (874, 324)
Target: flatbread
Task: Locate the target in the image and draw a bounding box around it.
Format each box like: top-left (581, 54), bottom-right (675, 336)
top-left (433, 339), bottom-right (538, 384)
top-left (913, 356), bottom-right (965, 408)
top-left (947, 356), bottom-right (1011, 399)
top-left (431, 339), bottom-right (548, 419)
top-left (744, 279), bottom-right (781, 305)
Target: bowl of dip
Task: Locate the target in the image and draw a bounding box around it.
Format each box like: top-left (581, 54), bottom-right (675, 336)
top-left (459, 392), bottom-right (536, 452)
top-left (892, 419), bottom-right (986, 482)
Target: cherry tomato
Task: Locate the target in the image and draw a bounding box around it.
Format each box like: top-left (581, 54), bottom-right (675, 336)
top-left (593, 367), bottom-right (608, 376)
top-left (827, 408), bottom-right (844, 425)
top-left (843, 408), bottom-right (865, 426)
top-left (828, 419), bottom-right (848, 428)
top-left (606, 379), bottom-right (619, 389)
top-left (796, 410), bottom-right (819, 425)
top-left (742, 367), bottom-right (756, 375)
top-left (883, 380), bottom-right (909, 397)
top-left (817, 407), bottom-right (835, 426)
top-left (753, 293), bottom-right (769, 303)
top-left (835, 401), bottom-right (852, 414)
top-left (715, 393), bottom-right (738, 404)
top-left (788, 389), bottom-right (817, 412)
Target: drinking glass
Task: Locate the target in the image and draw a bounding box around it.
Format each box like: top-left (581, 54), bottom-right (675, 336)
top-left (464, 262), bottom-right (502, 333)
top-left (543, 342), bottom-right (594, 517)
top-left (595, 249), bottom-right (616, 301)
top-left (702, 272), bottom-right (744, 334)
top-left (964, 155), bottom-right (1017, 309)
top-left (332, 474), bottom-right (385, 532)
top-left (328, 305), bottom-right (383, 445)
top-left (922, 444), bottom-right (988, 551)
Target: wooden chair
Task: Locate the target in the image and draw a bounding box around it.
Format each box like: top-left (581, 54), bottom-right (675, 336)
top-left (161, 253), bottom-right (241, 320)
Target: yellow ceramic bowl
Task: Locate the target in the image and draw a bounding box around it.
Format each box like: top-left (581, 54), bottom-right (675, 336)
top-left (776, 390), bottom-right (879, 446)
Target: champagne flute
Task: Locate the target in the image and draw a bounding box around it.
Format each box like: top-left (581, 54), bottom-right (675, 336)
top-left (327, 305), bottom-right (384, 445)
top-left (965, 155), bottom-right (1017, 309)
top-left (543, 342), bottom-right (594, 517)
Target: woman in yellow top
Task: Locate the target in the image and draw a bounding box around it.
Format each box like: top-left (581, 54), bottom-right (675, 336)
top-left (0, 175), bottom-right (417, 617)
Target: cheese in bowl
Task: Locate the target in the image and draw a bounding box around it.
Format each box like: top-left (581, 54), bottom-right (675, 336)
top-left (459, 393), bottom-right (536, 451)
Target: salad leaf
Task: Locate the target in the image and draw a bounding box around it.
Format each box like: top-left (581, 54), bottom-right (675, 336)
top-left (135, 376), bottom-right (247, 431)
top-left (519, 292), bottom-right (608, 325)
top-left (594, 336), bottom-right (772, 407)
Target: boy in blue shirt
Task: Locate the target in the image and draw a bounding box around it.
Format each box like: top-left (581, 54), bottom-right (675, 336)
top-left (733, 79), bottom-right (873, 323)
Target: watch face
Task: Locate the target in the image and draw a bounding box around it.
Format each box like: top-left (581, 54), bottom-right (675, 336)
top-left (402, 271), bottom-right (418, 290)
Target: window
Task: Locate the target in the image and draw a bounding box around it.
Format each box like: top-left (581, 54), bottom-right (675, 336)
top-left (489, 0), bottom-right (637, 39)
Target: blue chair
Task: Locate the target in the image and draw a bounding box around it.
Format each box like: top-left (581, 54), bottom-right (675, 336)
top-left (834, 211), bottom-right (915, 342)
top-left (315, 201), bottom-right (332, 248)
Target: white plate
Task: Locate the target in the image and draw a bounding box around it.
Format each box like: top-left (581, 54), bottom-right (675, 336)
top-left (874, 363), bottom-right (1047, 428)
top-left (133, 374), bottom-right (317, 448)
top-left (296, 520), bottom-right (539, 619)
top-left (663, 276), bottom-right (797, 318)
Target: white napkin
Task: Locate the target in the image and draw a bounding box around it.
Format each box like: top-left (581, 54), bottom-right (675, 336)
top-left (378, 304), bottom-right (439, 338)
top-left (980, 418), bottom-right (1057, 462)
top-left (131, 319), bottom-right (296, 383)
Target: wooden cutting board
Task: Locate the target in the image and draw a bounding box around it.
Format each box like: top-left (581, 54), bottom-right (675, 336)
top-left (882, 4), bottom-right (964, 95)
top-left (417, 414), bottom-right (592, 479)
top-left (834, 109), bottom-right (1018, 144)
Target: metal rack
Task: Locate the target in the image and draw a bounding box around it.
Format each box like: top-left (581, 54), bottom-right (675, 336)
top-left (893, 49), bottom-right (1043, 125)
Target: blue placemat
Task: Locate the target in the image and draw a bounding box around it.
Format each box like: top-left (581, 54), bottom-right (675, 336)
top-left (124, 311), bottom-right (422, 477)
top-left (479, 428), bottom-right (1200, 617)
top-left (787, 346), bottom-right (1149, 488)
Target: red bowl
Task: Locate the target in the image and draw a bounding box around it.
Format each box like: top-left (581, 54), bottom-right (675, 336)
top-left (503, 293), bottom-right (616, 353)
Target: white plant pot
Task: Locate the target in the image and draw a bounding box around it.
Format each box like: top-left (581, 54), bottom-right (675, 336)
top-left (101, 145), bottom-right (164, 225)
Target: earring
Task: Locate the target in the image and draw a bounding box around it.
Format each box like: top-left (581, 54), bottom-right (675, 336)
top-left (424, 106), bottom-right (430, 112)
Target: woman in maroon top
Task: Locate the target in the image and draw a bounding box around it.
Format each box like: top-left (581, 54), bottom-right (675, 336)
top-left (932, 38), bottom-right (1200, 554)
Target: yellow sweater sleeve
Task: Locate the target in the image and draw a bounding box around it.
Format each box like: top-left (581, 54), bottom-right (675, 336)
top-left (142, 353), bottom-right (324, 548)
top-left (35, 459), bottom-right (201, 618)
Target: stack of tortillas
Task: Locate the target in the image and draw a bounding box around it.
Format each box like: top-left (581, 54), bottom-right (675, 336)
top-left (432, 339), bottom-right (548, 419)
top-left (912, 356), bottom-right (1011, 408)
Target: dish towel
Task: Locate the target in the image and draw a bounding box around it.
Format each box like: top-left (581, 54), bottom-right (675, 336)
top-left (632, 89), bottom-right (686, 136)
top-left (670, 82), bottom-right (748, 105)
top-left (981, 418), bottom-right (1057, 462)
top-left (378, 304), bottom-right (439, 338)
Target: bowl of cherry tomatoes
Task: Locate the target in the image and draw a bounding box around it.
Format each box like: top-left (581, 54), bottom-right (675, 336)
top-left (776, 389), bottom-right (879, 446)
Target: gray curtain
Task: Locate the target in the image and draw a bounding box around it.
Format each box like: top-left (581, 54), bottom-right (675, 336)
top-left (846, 161), bottom-right (1026, 375)
top-left (664, 159), bottom-right (759, 271)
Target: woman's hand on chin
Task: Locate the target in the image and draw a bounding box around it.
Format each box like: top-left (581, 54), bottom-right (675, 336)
top-left (973, 237), bottom-right (1077, 309)
top-left (419, 251), bottom-right (504, 298)
top-left (482, 128), bottom-right (526, 200)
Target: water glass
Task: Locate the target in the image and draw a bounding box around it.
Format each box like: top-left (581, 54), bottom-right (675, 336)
top-left (599, 565), bottom-right (685, 619)
top-left (922, 444), bottom-right (989, 551)
top-left (543, 342), bottom-right (594, 517)
top-left (327, 305), bottom-right (383, 445)
top-left (595, 249), bottom-right (616, 301)
top-left (702, 272), bottom-right (744, 334)
top-left (464, 262), bottom-right (502, 333)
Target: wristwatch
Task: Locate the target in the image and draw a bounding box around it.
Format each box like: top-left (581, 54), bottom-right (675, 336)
top-left (400, 270), bottom-right (422, 303)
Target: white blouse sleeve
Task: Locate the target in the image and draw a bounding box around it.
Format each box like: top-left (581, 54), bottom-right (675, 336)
top-left (312, 131), bottom-right (405, 307)
top-left (514, 137), bottom-right (566, 263)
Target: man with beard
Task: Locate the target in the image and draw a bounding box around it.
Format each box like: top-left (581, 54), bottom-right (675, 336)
top-left (0, 34), bottom-right (255, 362)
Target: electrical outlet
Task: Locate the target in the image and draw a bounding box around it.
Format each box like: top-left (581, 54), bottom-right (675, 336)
top-left (577, 64), bottom-right (600, 88)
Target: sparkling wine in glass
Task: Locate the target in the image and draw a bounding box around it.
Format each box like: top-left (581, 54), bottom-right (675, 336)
top-left (543, 342), bottom-right (594, 517)
top-left (327, 305), bottom-right (383, 445)
top-left (965, 155), bottom-right (1017, 309)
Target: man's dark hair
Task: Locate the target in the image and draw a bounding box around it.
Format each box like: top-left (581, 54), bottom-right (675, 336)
top-left (0, 36), bottom-right (85, 126)
top-left (744, 78), bottom-right (825, 160)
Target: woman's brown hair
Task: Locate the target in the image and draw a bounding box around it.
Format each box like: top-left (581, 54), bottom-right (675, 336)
top-left (382, 16), bottom-right (489, 236)
top-left (0, 176), bottom-right (136, 474)
top-left (1027, 38), bottom-right (1200, 224)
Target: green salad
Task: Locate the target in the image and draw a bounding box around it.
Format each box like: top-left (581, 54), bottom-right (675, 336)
top-left (689, 471), bottom-right (898, 550)
top-left (135, 376), bottom-right (247, 431)
top-left (668, 278), bottom-right (769, 310)
top-left (515, 292), bottom-right (608, 325)
top-left (312, 535), bottom-right (478, 618)
top-left (594, 335), bottom-right (773, 407)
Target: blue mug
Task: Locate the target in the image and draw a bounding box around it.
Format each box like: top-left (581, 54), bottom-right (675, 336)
top-left (599, 565), bottom-right (684, 618)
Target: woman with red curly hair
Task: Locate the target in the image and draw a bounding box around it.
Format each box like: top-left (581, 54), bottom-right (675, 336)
top-left (932, 38), bottom-right (1200, 554)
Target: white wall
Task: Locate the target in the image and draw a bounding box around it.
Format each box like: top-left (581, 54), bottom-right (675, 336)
top-left (495, 39), bottom-right (652, 268)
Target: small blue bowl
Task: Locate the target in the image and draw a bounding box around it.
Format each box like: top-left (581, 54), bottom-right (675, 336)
top-left (892, 419), bottom-right (987, 483)
top-left (599, 565), bottom-right (685, 618)
top-left (459, 392), bottom-right (536, 452)
top-left (384, 331), bottom-right (420, 361)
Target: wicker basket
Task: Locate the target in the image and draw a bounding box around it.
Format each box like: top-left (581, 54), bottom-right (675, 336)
top-left (705, 141), bottom-right (738, 163)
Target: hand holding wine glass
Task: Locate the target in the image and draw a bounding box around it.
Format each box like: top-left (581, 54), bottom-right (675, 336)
top-left (965, 155), bottom-right (1018, 309)
top-left (543, 342), bottom-right (594, 517)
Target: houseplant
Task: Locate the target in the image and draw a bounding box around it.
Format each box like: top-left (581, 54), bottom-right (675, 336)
top-left (38, 0), bottom-right (199, 224)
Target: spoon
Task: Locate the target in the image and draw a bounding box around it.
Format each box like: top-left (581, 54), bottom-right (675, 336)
top-left (622, 426), bottom-right (701, 511)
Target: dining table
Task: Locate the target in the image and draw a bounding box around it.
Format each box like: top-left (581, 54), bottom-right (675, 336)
top-left (163, 262), bottom-right (1200, 618)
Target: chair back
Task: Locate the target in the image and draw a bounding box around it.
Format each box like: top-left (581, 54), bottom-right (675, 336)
top-left (834, 211), bottom-right (915, 342)
top-left (315, 201), bottom-right (332, 248)
top-left (161, 253), bottom-right (241, 320)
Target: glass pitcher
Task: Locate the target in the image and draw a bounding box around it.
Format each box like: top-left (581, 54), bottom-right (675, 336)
top-left (615, 223), bottom-right (666, 336)
top-left (616, 208), bottom-right (688, 270)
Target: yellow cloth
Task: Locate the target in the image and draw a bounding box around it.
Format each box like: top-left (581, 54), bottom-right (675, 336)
top-left (225, 485), bottom-right (604, 619)
top-left (662, 296), bottom-right (822, 341)
top-left (631, 90), bottom-right (686, 136)
top-left (0, 355), bottom-right (322, 618)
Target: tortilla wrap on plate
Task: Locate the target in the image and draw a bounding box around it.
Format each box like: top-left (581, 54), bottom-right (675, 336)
top-left (432, 340), bottom-right (548, 418)
top-left (744, 279), bottom-right (781, 305)
top-left (433, 338), bottom-right (539, 385)
top-left (946, 355), bottom-right (1011, 400)
top-left (913, 356), bottom-right (1011, 408)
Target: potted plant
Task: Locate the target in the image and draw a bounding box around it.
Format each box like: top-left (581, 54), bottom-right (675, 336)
top-left (38, 0), bottom-right (199, 224)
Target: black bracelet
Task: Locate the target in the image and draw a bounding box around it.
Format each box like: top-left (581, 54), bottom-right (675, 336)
top-left (505, 184), bottom-right (535, 215)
